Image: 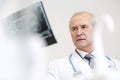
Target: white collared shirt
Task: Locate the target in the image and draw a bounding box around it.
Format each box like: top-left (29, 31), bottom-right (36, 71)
top-left (76, 49), bottom-right (96, 58)
top-left (76, 49), bottom-right (96, 63)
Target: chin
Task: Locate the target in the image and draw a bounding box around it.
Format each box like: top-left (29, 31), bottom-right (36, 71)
top-left (76, 43), bottom-right (87, 48)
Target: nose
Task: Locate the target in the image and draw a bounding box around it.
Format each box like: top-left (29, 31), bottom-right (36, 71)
top-left (76, 27), bottom-right (83, 35)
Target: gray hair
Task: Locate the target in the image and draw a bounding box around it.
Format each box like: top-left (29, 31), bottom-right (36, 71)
top-left (69, 11), bottom-right (96, 28)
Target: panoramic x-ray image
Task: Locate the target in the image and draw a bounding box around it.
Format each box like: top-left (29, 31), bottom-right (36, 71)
top-left (1, 1), bottom-right (57, 46)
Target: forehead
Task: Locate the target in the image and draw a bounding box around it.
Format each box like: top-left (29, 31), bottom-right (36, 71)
top-left (70, 13), bottom-right (93, 26)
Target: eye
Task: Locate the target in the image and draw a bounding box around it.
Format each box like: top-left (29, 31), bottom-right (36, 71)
top-left (81, 25), bottom-right (88, 29)
top-left (71, 26), bottom-right (78, 31)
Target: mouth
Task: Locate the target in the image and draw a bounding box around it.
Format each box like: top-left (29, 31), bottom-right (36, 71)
top-left (76, 38), bottom-right (86, 41)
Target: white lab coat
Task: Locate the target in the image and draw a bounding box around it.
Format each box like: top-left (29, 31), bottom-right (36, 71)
top-left (47, 51), bottom-right (120, 80)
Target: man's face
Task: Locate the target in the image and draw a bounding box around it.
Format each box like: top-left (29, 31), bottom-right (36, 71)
top-left (69, 13), bottom-right (94, 51)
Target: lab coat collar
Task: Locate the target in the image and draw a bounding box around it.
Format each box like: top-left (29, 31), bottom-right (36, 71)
top-left (72, 50), bottom-right (93, 76)
top-left (76, 49), bottom-right (96, 58)
top-left (71, 49), bottom-right (117, 76)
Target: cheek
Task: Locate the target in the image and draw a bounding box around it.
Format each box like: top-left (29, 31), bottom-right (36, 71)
top-left (71, 33), bottom-right (75, 38)
top-left (71, 34), bottom-right (76, 41)
top-left (87, 33), bottom-right (93, 41)
top-left (85, 31), bottom-right (92, 38)
top-left (71, 35), bottom-right (75, 40)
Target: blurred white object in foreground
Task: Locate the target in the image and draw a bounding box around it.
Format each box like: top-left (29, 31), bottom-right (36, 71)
top-left (0, 20), bottom-right (47, 80)
top-left (0, 0), bottom-right (47, 80)
top-left (89, 14), bottom-right (120, 80)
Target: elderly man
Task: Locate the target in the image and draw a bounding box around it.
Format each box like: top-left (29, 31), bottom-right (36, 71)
top-left (47, 11), bottom-right (120, 80)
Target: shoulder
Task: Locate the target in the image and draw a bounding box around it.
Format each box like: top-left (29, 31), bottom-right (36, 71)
top-left (48, 55), bottom-right (73, 80)
top-left (106, 56), bottom-right (120, 71)
top-left (107, 56), bottom-right (120, 64)
top-left (48, 55), bottom-right (70, 68)
top-left (111, 58), bottom-right (120, 66)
